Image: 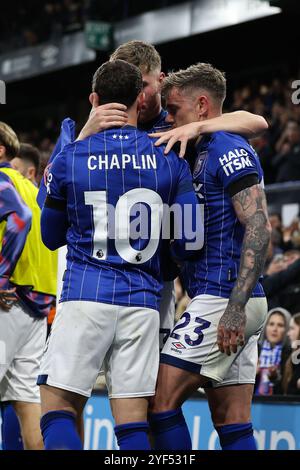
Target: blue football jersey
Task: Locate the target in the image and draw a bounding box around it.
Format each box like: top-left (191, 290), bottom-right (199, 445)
top-left (139, 108), bottom-right (171, 133)
top-left (37, 109), bottom-right (170, 209)
top-left (182, 131), bottom-right (266, 299)
top-left (46, 125), bottom-right (199, 310)
top-left (140, 108), bottom-right (180, 281)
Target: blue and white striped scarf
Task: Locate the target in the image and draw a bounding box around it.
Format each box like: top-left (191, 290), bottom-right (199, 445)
top-left (259, 340), bottom-right (283, 368)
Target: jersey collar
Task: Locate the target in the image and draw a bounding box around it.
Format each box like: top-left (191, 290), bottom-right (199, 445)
top-left (121, 125), bottom-right (138, 131)
top-left (0, 162), bottom-right (12, 168)
top-left (138, 108), bottom-right (165, 131)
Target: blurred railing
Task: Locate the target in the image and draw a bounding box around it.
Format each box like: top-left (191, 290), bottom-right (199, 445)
top-left (265, 181), bottom-right (300, 225)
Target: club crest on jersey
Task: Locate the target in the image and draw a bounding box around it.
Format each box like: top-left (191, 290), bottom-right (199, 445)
top-left (43, 162), bottom-right (52, 187)
top-left (193, 151), bottom-right (208, 178)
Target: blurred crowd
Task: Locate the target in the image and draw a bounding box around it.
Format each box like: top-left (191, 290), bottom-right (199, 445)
top-left (229, 77), bottom-right (300, 184)
top-left (0, 0), bottom-right (185, 53)
top-left (0, 0), bottom-right (87, 52)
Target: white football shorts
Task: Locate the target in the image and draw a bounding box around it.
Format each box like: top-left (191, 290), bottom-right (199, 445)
top-left (38, 300), bottom-right (160, 398)
top-left (96, 280), bottom-right (175, 377)
top-left (160, 294), bottom-right (268, 385)
top-left (0, 303), bottom-right (47, 403)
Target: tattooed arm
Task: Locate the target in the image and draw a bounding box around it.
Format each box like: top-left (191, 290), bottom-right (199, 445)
top-left (217, 184), bottom-right (272, 355)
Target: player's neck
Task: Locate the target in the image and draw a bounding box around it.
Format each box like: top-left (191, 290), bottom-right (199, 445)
top-left (125, 110), bottom-right (139, 128)
top-left (205, 108), bottom-right (222, 120)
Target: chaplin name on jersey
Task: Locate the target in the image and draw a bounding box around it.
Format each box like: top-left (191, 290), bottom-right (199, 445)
top-left (219, 148), bottom-right (253, 176)
top-left (87, 154), bottom-right (157, 170)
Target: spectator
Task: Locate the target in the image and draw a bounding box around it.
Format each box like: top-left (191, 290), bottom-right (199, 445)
top-left (269, 212), bottom-right (282, 233)
top-left (262, 249), bottom-right (300, 313)
top-left (273, 120), bottom-right (300, 183)
top-left (11, 143), bottom-right (40, 186)
top-left (282, 313), bottom-right (300, 395)
top-left (251, 134), bottom-right (273, 184)
top-left (255, 308), bottom-right (291, 396)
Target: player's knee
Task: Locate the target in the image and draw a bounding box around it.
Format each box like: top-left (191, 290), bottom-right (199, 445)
top-left (111, 398), bottom-right (149, 426)
top-left (211, 404), bottom-right (251, 427)
top-left (22, 433), bottom-right (44, 451)
top-left (149, 392), bottom-right (180, 414)
top-left (113, 409), bottom-right (148, 426)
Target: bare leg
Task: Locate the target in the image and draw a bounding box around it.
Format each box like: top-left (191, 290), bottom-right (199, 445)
top-left (151, 364), bottom-right (208, 413)
top-left (39, 384), bottom-right (87, 449)
top-left (76, 412), bottom-right (85, 444)
top-left (148, 364), bottom-right (209, 450)
top-left (40, 384), bottom-right (87, 416)
top-left (110, 397), bottom-right (149, 425)
top-left (110, 397), bottom-right (151, 450)
top-left (206, 384), bottom-right (254, 426)
top-left (206, 384), bottom-right (256, 450)
top-left (12, 401), bottom-right (43, 450)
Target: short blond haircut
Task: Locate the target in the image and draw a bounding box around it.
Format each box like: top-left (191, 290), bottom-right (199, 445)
top-left (110, 40), bottom-right (161, 74)
top-left (0, 122), bottom-right (20, 159)
top-left (162, 63), bottom-right (226, 106)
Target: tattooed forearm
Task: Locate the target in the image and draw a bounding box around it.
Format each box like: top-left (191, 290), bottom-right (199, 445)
top-left (229, 184), bottom-right (272, 309)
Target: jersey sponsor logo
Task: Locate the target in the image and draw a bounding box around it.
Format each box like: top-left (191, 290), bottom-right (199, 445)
top-left (46, 170), bottom-right (53, 194)
top-left (219, 148), bottom-right (254, 176)
top-left (193, 151), bottom-right (208, 179)
top-left (193, 182), bottom-right (204, 200)
top-left (172, 341), bottom-right (186, 350)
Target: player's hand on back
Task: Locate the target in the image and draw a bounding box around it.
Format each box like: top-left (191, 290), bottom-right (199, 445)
top-left (217, 302), bottom-right (246, 355)
top-left (0, 287), bottom-right (17, 311)
top-left (149, 122), bottom-right (203, 158)
top-left (77, 94), bottom-right (128, 141)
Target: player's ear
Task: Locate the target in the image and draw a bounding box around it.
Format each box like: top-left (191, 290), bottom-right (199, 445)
top-left (159, 72), bottom-right (165, 84)
top-left (0, 145), bottom-right (6, 159)
top-left (137, 91), bottom-right (145, 111)
top-left (89, 92), bottom-right (99, 108)
top-left (27, 166), bottom-right (36, 181)
top-left (196, 95), bottom-right (209, 118)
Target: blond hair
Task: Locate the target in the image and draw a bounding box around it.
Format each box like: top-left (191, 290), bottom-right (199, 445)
top-left (162, 62), bottom-right (226, 106)
top-left (0, 122), bottom-right (20, 159)
top-left (110, 40), bottom-right (161, 74)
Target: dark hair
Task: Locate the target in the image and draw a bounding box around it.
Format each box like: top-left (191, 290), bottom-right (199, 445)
top-left (92, 59), bottom-right (143, 108)
top-left (19, 143), bottom-right (40, 174)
